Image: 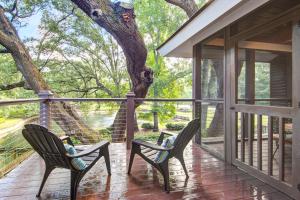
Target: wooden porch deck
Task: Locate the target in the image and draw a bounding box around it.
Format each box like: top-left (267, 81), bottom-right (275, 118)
top-left (0, 143), bottom-right (293, 200)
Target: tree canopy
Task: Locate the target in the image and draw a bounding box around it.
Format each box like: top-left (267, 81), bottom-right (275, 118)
top-left (0, 0), bottom-right (195, 100)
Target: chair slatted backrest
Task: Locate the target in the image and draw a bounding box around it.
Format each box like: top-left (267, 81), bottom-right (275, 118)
top-left (171, 118), bottom-right (200, 156)
top-left (22, 124), bottom-right (72, 169)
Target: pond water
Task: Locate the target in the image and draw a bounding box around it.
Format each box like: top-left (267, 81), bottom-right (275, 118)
top-left (83, 111), bottom-right (116, 129)
top-left (82, 110), bottom-right (149, 130)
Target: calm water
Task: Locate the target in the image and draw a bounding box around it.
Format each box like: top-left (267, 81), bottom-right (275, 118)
top-left (83, 111), bottom-right (116, 129)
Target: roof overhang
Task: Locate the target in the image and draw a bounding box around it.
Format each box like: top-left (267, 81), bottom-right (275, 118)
top-left (157, 0), bottom-right (270, 58)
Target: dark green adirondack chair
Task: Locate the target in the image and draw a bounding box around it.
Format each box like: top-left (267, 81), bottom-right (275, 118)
top-left (128, 118), bottom-right (200, 192)
top-left (22, 124), bottom-right (110, 200)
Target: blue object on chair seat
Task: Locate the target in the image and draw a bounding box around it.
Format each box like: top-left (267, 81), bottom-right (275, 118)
top-left (64, 144), bottom-right (87, 170)
top-left (154, 135), bottom-right (177, 163)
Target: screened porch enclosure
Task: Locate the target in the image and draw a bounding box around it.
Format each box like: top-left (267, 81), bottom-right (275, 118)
top-left (192, 1), bottom-right (300, 199)
top-left (1, 0), bottom-right (300, 199)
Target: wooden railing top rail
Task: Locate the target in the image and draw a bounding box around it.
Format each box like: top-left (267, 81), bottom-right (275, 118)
top-left (195, 99), bottom-right (224, 103)
top-left (0, 99), bottom-right (41, 107)
top-left (234, 104), bottom-right (295, 118)
top-left (49, 98), bottom-right (127, 102)
top-left (0, 98), bottom-right (197, 106)
top-left (134, 98), bottom-right (195, 102)
top-left (0, 97), bottom-right (291, 107)
top-left (237, 98), bottom-right (292, 102)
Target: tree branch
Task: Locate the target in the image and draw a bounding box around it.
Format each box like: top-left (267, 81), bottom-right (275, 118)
top-left (94, 76), bottom-right (114, 97)
top-left (0, 48), bottom-right (10, 53)
top-left (0, 81), bottom-right (25, 91)
top-left (165, 0), bottom-right (198, 17)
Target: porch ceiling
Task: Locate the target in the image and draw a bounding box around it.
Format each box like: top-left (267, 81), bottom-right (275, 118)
top-left (157, 0), bottom-right (270, 58)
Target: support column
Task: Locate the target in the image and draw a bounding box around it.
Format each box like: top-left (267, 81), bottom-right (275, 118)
top-left (224, 27), bottom-right (234, 163)
top-left (245, 49), bottom-right (255, 105)
top-left (193, 43), bottom-right (202, 144)
top-left (292, 20), bottom-right (300, 199)
top-left (38, 90), bottom-right (53, 129)
top-left (245, 49), bottom-right (255, 160)
top-left (126, 92), bottom-right (135, 149)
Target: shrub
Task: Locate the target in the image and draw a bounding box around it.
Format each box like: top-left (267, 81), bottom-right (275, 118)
top-left (99, 128), bottom-right (111, 135)
top-left (165, 123), bottom-right (185, 131)
top-left (141, 123), bottom-right (154, 130)
top-left (99, 128), bottom-right (112, 141)
top-left (70, 137), bottom-right (81, 145)
top-left (135, 132), bottom-right (160, 142)
top-left (106, 127), bottom-right (114, 132)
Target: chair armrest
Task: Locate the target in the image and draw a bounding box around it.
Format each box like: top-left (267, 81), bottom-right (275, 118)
top-left (133, 139), bottom-right (173, 151)
top-left (157, 131), bottom-right (176, 145)
top-left (67, 141), bottom-right (109, 158)
top-left (60, 135), bottom-right (74, 146)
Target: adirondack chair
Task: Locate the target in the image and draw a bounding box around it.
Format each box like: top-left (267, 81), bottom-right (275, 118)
top-left (22, 124), bottom-right (111, 200)
top-left (127, 118), bottom-right (200, 192)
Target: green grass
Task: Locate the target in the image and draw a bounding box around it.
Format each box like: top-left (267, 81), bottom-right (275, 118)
top-left (0, 118), bottom-right (22, 130)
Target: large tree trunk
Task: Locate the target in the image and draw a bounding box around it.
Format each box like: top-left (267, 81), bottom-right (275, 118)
top-left (71, 0), bottom-right (153, 142)
top-left (201, 59), bottom-right (209, 129)
top-left (207, 59), bottom-right (224, 137)
top-left (0, 8), bottom-right (97, 144)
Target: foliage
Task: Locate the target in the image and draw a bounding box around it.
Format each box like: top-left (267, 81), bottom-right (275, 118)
top-left (0, 118), bottom-right (5, 124)
top-left (33, 2), bottom-right (130, 98)
top-left (0, 104), bottom-right (39, 119)
top-left (69, 128), bottom-right (111, 145)
top-left (238, 62), bottom-right (270, 102)
top-left (99, 128), bottom-right (111, 135)
top-left (134, 131), bottom-right (160, 142)
top-left (0, 55), bottom-right (35, 99)
top-left (0, 0), bottom-right (193, 101)
top-left (165, 123), bottom-right (185, 131)
top-left (141, 122), bottom-right (154, 130)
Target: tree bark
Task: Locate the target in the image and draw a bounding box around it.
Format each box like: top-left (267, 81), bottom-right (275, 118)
top-left (0, 7), bottom-right (97, 144)
top-left (207, 59), bottom-right (224, 137)
top-left (165, 0), bottom-right (199, 17)
top-left (201, 59), bottom-right (209, 129)
top-left (0, 81), bottom-right (25, 91)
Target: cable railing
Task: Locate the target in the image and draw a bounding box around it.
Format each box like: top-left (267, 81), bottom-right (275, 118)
top-left (0, 101), bottom-right (40, 177)
top-left (0, 91), bottom-right (198, 177)
top-left (1, 92), bottom-right (293, 177)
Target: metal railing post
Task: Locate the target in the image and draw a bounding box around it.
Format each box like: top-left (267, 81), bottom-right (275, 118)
top-left (126, 92), bottom-right (135, 149)
top-left (38, 90), bottom-right (53, 129)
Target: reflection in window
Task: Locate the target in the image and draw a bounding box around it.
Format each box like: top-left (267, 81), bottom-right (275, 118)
top-left (237, 23), bottom-right (292, 107)
top-left (200, 31), bottom-right (224, 158)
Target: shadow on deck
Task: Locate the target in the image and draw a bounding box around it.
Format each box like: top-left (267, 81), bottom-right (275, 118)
top-left (0, 143), bottom-right (293, 200)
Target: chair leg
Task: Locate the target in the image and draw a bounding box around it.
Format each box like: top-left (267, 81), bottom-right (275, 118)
top-left (103, 146), bottom-right (111, 175)
top-left (128, 150), bottom-right (135, 174)
top-left (71, 171), bottom-right (82, 200)
top-left (36, 165), bottom-right (54, 197)
top-left (178, 154), bottom-right (189, 178)
top-left (160, 162), bottom-right (170, 193)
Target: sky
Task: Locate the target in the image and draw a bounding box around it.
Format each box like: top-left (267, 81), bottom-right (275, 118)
top-left (18, 12), bottom-right (42, 40)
